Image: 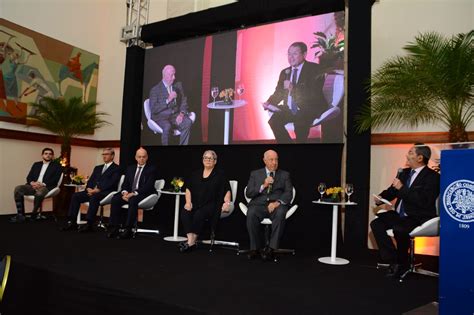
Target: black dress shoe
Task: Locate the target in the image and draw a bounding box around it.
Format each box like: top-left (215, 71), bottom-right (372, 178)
top-left (106, 227), bottom-right (120, 239)
top-left (78, 224), bottom-right (94, 233)
top-left (60, 221), bottom-right (78, 231)
top-left (262, 248), bottom-right (276, 262)
top-left (179, 243), bottom-right (196, 253)
top-left (9, 214), bottom-right (26, 223)
top-left (247, 250), bottom-right (260, 260)
top-left (117, 228), bottom-right (134, 240)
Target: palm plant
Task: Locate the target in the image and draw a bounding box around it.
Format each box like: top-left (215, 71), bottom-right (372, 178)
top-left (356, 30), bottom-right (474, 142)
top-left (28, 96), bottom-right (110, 167)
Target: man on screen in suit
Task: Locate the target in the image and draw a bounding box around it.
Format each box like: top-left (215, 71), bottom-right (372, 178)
top-left (107, 147), bottom-right (157, 240)
top-left (10, 147), bottom-right (63, 223)
top-left (61, 148), bottom-right (120, 232)
top-left (149, 65), bottom-right (192, 145)
top-left (263, 42), bottom-right (326, 143)
top-left (371, 143), bottom-right (440, 279)
top-left (245, 150), bottom-right (293, 261)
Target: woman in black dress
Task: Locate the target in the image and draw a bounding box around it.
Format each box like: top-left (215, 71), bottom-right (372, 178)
top-left (179, 150), bottom-right (231, 252)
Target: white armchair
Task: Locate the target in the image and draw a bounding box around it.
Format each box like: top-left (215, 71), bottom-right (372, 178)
top-left (24, 173), bottom-right (63, 220)
top-left (143, 99), bottom-right (196, 135)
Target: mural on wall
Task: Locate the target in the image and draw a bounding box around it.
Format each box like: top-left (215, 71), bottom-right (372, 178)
top-left (0, 19), bottom-right (99, 124)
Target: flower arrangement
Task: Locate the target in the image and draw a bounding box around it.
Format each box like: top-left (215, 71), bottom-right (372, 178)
top-left (219, 88), bottom-right (234, 104)
top-left (171, 177), bottom-right (184, 192)
top-left (325, 186), bottom-right (343, 201)
top-left (71, 174), bottom-right (85, 185)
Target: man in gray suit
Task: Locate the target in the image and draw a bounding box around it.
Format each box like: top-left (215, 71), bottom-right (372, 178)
top-left (149, 65), bottom-right (192, 145)
top-left (245, 150), bottom-right (293, 261)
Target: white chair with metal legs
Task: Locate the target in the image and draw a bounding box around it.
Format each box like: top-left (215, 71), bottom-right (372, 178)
top-left (121, 179), bottom-right (165, 236)
top-left (143, 99), bottom-right (196, 136)
top-left (201, 180), bottom-right (240, 252)
top-left (24, 173), bottom-right (64, 220)
top-left (238, 186), bottom-right (298, 260)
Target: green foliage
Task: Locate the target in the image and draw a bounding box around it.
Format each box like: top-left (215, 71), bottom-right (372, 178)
top-left (311, 31), bottom-right (344, 73)
top-left (355, 31), bottom-right (474, 142)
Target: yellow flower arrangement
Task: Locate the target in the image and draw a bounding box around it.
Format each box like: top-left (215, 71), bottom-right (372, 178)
top-left (219, 88), bottom-right (234, 103)
top-left (326, 186), bottom-right (343, 200)
top-left (171, 177), bottom-right (184, 192)
top-left (71, 174), bottom-right (85, 185)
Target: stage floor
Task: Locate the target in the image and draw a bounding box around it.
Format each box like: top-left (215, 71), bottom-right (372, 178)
top-left (0, 215), bottom-right (438, 315)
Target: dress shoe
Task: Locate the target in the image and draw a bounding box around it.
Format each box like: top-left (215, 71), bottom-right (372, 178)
top-left (9, 214), bottom-right (26, 223)
top-left (386, 264), bottom-right (409, 279)
top-left (261, 247), bottom-right (276, 262)
top-left (247, 250), bottom-right (260, 260)
top-left (60, 221), bottom-right (78, 231)
top-left (78, 224), bottom-right (94, 233)
top-left (106, 227), bottom-right (120, 239)
top-left (117, 228), bottom-right (134, 240)
top-left (179, 242), bottom-right (196, 253)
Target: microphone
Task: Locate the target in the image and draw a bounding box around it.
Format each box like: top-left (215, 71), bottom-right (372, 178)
top-left (396, 168), bottom-right (403, 179)
top-left (170, 84), bottom-right (177, 106)
top-left (267, 172), bottom-right (274, 194)
top-left (285, 69), bottom-right (291, 80)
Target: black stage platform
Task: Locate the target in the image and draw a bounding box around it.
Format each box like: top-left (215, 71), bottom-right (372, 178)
top-left (0, 215), bottom-right (438, 315)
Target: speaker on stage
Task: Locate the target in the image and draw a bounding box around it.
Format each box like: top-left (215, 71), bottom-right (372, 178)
top-left (0, 255), bottom-right (11, 302)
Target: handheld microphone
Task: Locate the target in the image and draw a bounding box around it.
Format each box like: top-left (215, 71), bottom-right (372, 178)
top-left (170, 84), bottom-right (177, 106)
top-left (396, 168), bottom-right (403, 179)
top-left (267, 172), bottom-right (274, 194)
top-left (285, 69), bottom-right (291, 80)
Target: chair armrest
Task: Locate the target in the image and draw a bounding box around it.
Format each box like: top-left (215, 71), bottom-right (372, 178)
top-left (44, 187), bottom-right (61, 199)
top-left (138, 194), bottom-right (159, 210)
top-left (100, 191), bottom-right (118, 206)
top-left (312, 106), bottom-right (340, 127)
top-left (239, 202), bottom-right (248, 216)
top-left (147, 119), bottom-right (163, 134)
top-left (285, 204), bottom-right (298, 219)
top-left (220, 202), bottom-right (234, 219)
top-left (410, 217), bottom-right (440, 237)
top-left (188, 112), bottom-right (196, 123)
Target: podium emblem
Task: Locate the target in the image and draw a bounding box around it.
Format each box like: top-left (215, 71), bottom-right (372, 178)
top-left (443, 179), bottom-right (474, 223)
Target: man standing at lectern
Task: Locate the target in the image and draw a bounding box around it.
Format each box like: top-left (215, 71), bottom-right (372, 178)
top-left (245, 150), bottom-right (293, 261)
top-left (149, 65), bottom-right (192, 145)
top-left (371, 143), bottom-right (440, 279)
top-left (263, 42), bottom-right (326, 143)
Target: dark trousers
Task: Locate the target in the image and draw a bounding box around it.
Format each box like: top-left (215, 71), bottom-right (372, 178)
top-left (109, 193), bottom-right (147, 228)
top-left (370, 211), bottom-right (421, 266)
top-left (268, 108), bottom-right (313, 143)
top-left (155, 115), bottom-right (192, 145)
top-left (14, 184), bottom-right (49, 214)
top-left (180, 203), bottom-right (218, 235)
top-left (247, 203), bottom-right (288, 250)
top-left (67, 191), bottom-right (107, 224)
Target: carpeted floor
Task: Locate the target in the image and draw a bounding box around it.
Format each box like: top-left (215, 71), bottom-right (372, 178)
top-left (0, 215), bottom-right (438, 315)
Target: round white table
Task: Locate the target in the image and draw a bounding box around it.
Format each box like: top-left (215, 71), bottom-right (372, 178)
top-left (207, 100), bottom-right (246, 145)
top-left (64, 183), bottom-right (87, 224)
top-left (158, 190), bottom-right (187, 242)
top-left (312, 200), bottom-right (357, 265)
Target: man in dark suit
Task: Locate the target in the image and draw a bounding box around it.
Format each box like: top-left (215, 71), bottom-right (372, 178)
top-left (245, 150), bottom-right (293, 261)
top-left (61, 148), bottom-right (120, 232)
top-left (10, 147), bottom-right (63, 223)
top-left (371, 143), bottom-right (440, 279)
top-left (263, 42), bottom-right (326, 143)
top-left (107, 147), bottom-right (157, 240)
top-left (149, 64), bottom-right (192, 145)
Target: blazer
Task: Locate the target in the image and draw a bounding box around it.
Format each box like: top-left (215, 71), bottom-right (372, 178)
top-left (380, 166), bottom-right (440, 222)
top-left (121, 164), bottom-right (157, 196)
top-left (149, 81), bottom-right (188, 121)
top-left (26, 161), bottom-right (63, 190)
top-left (86, 162), bottom-right (120, 194)
top-left (267, 61), bottom-right (326, 118)
top-left (246, 168), bottom-right (293, 206)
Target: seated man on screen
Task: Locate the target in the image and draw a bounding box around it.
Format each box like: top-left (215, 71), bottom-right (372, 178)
top-left (371, 143), bottom-right (439, 279)
top-left (107, 147), bottom-right (157, 240)
top-left (61, 148), bottom-right (120, 232)
top-left (245, 150), bottom-right (293, 261)
top-left (149, 65), bottom-right (192, 145)
top-left (263, 42), bottom-right (326, 143)
top-left (10, 147), bottom-right (63, 223)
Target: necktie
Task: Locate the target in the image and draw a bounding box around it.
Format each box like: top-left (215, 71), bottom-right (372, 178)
top-left (101, 164), bottom-right (108, 174)
top-left (399, 169), bottom-right (416, 217)
top-left (290, 68), bottom-right (298, 114)
top-left (132, 167), bottom-right (143, 191)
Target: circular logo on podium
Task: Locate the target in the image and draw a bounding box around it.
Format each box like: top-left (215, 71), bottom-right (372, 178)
top-left (443, 179), bottom-right (474, 223)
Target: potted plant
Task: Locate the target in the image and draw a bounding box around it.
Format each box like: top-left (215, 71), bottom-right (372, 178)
top-left (28, 96), bottom-right (110, 168)
top-left (355, 30), bottom-right (474, 143)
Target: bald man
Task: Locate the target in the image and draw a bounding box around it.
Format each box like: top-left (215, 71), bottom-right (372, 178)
top-left (149, 65), bottom-right (192, 145)
top-left (245, 150), bottom-right (293, 261)
top-left (108, 148), bottom-right (157, 240)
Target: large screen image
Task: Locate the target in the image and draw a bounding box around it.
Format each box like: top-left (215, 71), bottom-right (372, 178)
top-left (141, 11), bottom-right (344, 146)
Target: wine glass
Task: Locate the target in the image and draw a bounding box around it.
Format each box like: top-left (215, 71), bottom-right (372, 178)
top-left (345, 183), bottom-right (354, 203)
top-left (236, 83), bottom-right (245, 100)
top-left (317, 182), bottom-right (326, 201)
top-left (211, 87), bottom-right (219, 106)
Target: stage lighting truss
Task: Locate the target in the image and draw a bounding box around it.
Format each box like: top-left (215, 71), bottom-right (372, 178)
top-left (121, 0), bottom-right (150, 47)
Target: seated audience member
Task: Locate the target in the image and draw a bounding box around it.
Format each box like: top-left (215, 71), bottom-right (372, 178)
top-left (61, 148), bottom-right (120, 232)
top-left (179, 150), bottom-right (232, 252)
top-left (245, 150), bottom-right (293, 261)
top-left (10, 147), bottom-right (63, 223)
top-left (107, 147), bottom-right (157, 240)
top-left (371, 143), bottom-right (440, 279)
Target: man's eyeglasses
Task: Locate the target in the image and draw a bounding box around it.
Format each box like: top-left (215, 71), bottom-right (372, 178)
top-left (202, 156), bottom-right (215, 161)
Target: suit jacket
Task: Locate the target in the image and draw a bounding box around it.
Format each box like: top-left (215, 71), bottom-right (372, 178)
top-left (246, 168), bottom-right (293, 206)
top-left (267, 61), bottom-right (326, 118)
top-left (380, 166), bottom-right (440, 222)
top-left (26, 161), bottom-right (63, 190)
top-left (149, 81), bottom-right (188, 121)
top-left (121, 164), bottom-right (157, 196)
top-left (86, 162), bottom-right (120, 194)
